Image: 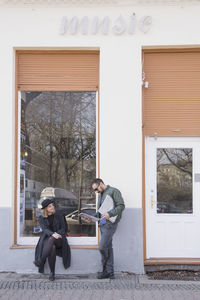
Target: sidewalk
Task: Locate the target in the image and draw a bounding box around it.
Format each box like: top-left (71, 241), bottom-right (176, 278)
top-left (0, 272), bottom-right (200, 300)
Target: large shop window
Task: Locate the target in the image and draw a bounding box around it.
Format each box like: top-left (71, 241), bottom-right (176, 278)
top-left (16, 51), bottom-right (99, 245)
top-left (18, 91), bottom-right (97, 245)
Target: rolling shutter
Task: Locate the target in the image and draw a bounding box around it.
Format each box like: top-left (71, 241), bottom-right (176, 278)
top-left (16, 51), bottom-right (99, 91)
top-left (143, 50), bottom-right (200, 136)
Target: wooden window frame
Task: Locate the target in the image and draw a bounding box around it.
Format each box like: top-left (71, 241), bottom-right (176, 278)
top-left (13, 50), bottom-right (100, 249)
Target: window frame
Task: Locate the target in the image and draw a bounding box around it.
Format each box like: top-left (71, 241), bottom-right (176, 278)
top-left (15, 85), bottom-right (99, 247)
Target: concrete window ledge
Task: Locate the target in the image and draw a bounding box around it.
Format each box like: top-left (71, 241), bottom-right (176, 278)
top-left (10, 244), bottom-right (99, 250)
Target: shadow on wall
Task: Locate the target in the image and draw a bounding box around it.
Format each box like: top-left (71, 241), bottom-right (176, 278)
top-left (113, 207), bottom-right (144, 274)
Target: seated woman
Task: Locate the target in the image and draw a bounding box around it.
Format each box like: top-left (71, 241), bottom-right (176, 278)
top-left (34, 198), bottom-right (71, 281)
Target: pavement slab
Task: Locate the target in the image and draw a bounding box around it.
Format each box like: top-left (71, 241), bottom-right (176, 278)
top-left (0, 272), bottom-right (200, 299)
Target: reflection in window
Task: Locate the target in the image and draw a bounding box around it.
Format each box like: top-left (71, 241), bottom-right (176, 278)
top-left (157, 148), bottom-right (192, 214)
top-left (19, 91), bottom-right (96, 237)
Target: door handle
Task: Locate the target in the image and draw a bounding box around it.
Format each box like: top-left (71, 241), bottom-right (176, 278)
top-left (151, 195), bottom-right (154, 209)
top-left (150, 189), bottom-right (154, 209)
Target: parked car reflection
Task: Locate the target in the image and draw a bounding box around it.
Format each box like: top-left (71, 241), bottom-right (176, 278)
top-left (157, 202), bottom-right (182, 214)
top-left (33, 187), bottom-right (78, 235)
top-left (38, 187), bottom-right (78, 216)
top-left (65, 207), bottom-right (96, 237)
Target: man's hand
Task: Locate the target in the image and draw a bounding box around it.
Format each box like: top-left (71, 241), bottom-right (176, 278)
top-left (52, 232), bottom-right (62, 239)
top-left (101, 213), bottom-right (110, 220)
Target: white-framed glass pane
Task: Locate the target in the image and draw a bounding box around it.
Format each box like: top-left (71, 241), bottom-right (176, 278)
top-left (157, 148), bottom-right (193, 214)
top-left (18, 91), bottom-right (98, 245)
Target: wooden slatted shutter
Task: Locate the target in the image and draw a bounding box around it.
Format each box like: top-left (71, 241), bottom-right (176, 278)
top-left (143, 50), bottom-right (200, 136)
top-left (16, 51), bottom-right (99, 91)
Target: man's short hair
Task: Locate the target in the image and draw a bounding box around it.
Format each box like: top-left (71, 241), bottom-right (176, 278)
top-left (92, 178), bottom-right (104, 185)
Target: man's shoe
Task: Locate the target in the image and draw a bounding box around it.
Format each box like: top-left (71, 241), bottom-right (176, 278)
top-left (97, 272), bottom-right (115, 279)
top-left (97, 265), bottom-right (106, 276)
top-left (49, 272), bottom-right (55, 281)
top-left (108, 272), bottom-right (115, 279)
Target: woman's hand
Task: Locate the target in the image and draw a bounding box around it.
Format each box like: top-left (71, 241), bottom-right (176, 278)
top-left (52, 232), bottom-right (62, 239)
top-left (83, 217), bottom-right (92, 223)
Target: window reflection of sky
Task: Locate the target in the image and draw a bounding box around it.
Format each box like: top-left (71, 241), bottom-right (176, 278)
top-left (157, 148), bottom-right (192, 165)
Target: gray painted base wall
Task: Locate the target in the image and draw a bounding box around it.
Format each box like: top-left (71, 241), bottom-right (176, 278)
top-left (0, 207), bottom-right (144, 274)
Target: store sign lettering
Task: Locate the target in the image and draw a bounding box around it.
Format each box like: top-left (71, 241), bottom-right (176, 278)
top-left (59, 14), bottom-right (152, 35)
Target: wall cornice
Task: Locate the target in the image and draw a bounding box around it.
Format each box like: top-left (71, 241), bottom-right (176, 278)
top-left (1, 0), bottom-right (200, 6)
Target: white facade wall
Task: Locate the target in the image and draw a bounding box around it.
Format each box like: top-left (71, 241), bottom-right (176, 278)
top-left (0, 0), bottom-right (200, 273)
top-left (0, 2), bottom-right (200, 209)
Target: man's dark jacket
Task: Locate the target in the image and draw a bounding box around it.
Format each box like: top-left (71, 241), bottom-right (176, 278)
top-left (34, 213), bottom-right (71, 271)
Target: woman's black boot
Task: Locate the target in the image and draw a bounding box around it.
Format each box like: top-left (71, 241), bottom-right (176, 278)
top-left (49, 272), bottom-right (55, 281)
top-left (38, 259), bottom-right (45, 274)
top-left (38, 264), bottom-right (44, 274)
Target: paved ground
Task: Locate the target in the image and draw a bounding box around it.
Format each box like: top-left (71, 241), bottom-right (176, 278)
top-left (1, 272), bottom-right (200, 299)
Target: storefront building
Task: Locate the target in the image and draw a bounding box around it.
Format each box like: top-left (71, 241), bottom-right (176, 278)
top-left (1, 0), bottom-right (200, 274)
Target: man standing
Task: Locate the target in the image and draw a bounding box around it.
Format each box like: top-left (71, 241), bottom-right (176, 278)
top-left (92, 178), bottom-right (125, 279)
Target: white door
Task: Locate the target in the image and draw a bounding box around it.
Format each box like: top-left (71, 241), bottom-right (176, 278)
top-left (146, 137), bottom-right (200, 258)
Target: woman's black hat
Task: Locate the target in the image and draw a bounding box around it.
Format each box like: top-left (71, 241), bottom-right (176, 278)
top-left (41, 198), bottom-right (54, 209)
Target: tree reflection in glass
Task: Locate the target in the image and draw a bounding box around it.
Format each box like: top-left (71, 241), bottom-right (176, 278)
top-left (157, 148), bottom-right (192, 214)
top-left (20, 91), bottom-right (96, 237)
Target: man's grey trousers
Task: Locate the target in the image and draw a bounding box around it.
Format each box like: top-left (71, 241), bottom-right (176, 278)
top-left (99, 223), bottom-right (118, 273)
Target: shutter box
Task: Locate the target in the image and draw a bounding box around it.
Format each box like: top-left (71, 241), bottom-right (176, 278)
top-left (143, 50), bottom-right (200, 136)
top-left (16, 50), bottom-right (99, 91)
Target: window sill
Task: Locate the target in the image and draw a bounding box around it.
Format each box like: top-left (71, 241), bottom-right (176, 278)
top-left (10, 244), bottom-right (99, 250)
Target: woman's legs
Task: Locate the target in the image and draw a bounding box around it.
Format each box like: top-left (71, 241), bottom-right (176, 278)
top-left (41, 237), bottom-right (62, 276)
top-left (48, 244), bottom-right (56, 273)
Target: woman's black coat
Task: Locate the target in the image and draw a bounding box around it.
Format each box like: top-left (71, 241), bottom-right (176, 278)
top-left (34, 213), bottom-right (71, 271)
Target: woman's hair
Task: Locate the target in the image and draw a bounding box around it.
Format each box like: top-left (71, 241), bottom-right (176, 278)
top-left (42, 205), bottom-right (55, 218)
top-left (42, 208), bottom-right (48, 218)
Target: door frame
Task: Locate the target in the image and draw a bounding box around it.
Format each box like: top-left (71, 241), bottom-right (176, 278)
top-left (142, 47), bottom-right (200, 264)
top-left (143, 136), bottom-right (200, 264)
